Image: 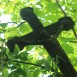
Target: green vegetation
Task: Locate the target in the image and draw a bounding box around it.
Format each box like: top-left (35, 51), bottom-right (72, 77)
top-left (0, 0), bottom-right (77, 77)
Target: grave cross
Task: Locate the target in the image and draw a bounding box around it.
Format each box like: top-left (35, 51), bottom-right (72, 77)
top-left (6, 7), bottom-right (77, 77)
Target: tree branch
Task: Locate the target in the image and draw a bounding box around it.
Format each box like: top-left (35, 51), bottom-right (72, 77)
top-left (11, 60), bottom-right (45, 68)
top-left (56, 0), bottom-right (67, 16)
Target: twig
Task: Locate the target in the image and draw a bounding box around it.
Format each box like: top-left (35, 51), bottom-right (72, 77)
top-left (72, 28), bottom-right (77, 39)
top-left (56, 0), bottom-right (77, 39)
top-left (8, 22), bottom-right (17, 24)
top-left (56, 0), bottom-right (67, 16)
top-left (66, 40), bottom-right (77, 43)
top-left (11, 59), bottom-right (45, 68)
top-left (17, 21), bottom-right (26, 27)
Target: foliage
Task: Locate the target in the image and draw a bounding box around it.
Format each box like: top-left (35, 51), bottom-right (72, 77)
top-left (0, 0), bottom-right (77, 77)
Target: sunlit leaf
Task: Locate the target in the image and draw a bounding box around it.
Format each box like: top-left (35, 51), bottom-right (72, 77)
top-left (61, 43), bottom-right (74, 54)
top-left (19, 23), bottom-right (32, 35)
top-left (5, 27), bottom-right (21, 39)
top-left (45, 2), bottom-right (58, 12)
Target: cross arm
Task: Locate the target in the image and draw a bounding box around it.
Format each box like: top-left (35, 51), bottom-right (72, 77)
top-left (6, 7), bottom-right (75, 52)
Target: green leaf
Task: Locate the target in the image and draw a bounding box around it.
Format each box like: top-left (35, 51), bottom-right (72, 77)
top-left (14, 74), bottom-right (19, 77)
top-left (26, 70), bottom-right (33, 77)
top-left (0, 37), bottom-right (3, 42)
top-left (45, 2), bottom-right (58, 12)
top-left (0, 27), bottom-right (3, 33)
top-left (9, 68), bottom-right (26, 77)
top-left (59, 37), bottom-right (76, 42)
top-left (16, 68), bottom-right (26, 76)
top-left (4, 68), bottom-right (8, 77)
top-left (18, 51), bottom-right (28, 60)
top-left (0, 23), bottom-right (8, 29)
top-left (61, 43), bottom-right (74, 54)
top-left (34, 7), bottom-right (45, 18)
top-left (33, 69), bottom-right (40, 77)
top-left (36, 59), bottom-right (45, 65)
top-left (72, 1), bottom-right (77, 11)
top-left (8, 71), bottom-right (14, 77)
top-left (13, 44), bottom-right (20, 55)
top-left (26, 45), bottom-right (35, 51)
top-left (19, 23), bottom-right (32, 35)
top-left (5, 27), bottom-right (21, 39)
